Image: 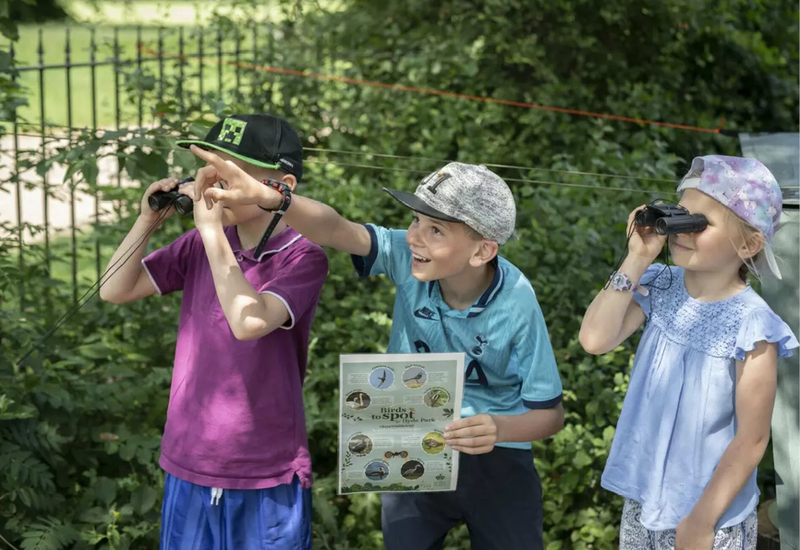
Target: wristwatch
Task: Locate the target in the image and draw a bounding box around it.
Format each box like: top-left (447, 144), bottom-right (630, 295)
top-left (609, 271), bottom-right (649, 296)
top-left (257, 179), bottom-right (292, 212)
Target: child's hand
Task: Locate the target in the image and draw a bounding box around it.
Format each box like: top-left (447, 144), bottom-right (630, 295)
top-left (444, 414), bottom-right (498, 455)
top-left (140, 178), bottom-right (180, 225)
top-left (627, 205), bottom-right (667, 263)
top-left (675, 514), bottom-right (715, 550)
top-left (190, 145), bottom-right (283, 211)
top-left (192, 189), bottom-right (224, 231)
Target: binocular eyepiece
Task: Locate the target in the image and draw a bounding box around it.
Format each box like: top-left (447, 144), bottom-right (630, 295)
top-left (635, 203), bottom-right (707, 235)
top-left (148, 177), bottom-right (195, 216)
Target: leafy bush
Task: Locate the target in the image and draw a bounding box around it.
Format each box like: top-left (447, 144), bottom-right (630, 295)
top-left (1, 1), bottom-right (797, 548)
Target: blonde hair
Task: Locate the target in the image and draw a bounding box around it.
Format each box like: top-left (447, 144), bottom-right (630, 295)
top-left (726, 210), bottom-right (765, 282)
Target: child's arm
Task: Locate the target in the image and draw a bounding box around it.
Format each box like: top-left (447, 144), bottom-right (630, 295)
top-left (447, 295), bottom-right (566, 454)
top-left (191, 199), bottom-right (291, 341)
top-left (675, 340), bottom-right (777, 547)
top-left (579, 207), bottom-right (665, 355)
top-left (578, 255), bottom-right (649, 354)
top-left (189, 145), bottom-right (371, 257)
top-left (99, 179), bottom-right (181, 304)
top-left (444, 405), bottom-right (565, 454)
top-left (282, 194), bottom-right (371, 256)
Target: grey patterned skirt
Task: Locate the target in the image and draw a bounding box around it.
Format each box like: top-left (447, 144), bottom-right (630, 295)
top-left (620, 499), bottom-right (757, 550)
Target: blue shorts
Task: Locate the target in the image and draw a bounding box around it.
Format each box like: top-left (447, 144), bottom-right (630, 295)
top-left (160, 474), bottom-right (311, 550)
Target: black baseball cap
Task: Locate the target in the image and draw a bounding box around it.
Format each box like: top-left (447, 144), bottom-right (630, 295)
top-left (176, 114), bottom-right (303, 181)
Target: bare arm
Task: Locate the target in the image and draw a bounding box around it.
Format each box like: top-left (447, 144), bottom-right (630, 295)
top-left (197, 223), bottom-right (291, 341)
top-left (189, 145), bottom-right (371, 257)
top-left (675, 341), bottom-right (777, 546)
top-left (444, 403), bottom-right (565, 454)
top-left (579, 254), bottom-right (649, 354)
top-left (687, 343), bottom-right (776, 523)
top-left (494, 403), bottom-right (565, 442)
top-left (99, 179), bottom-right (179, 304)
top-left (281, 195), bottom-right (372, 257)
top-left (579, 206), bottom-right (665, 355)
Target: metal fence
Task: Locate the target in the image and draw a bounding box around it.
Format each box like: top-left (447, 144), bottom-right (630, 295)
top-left (1, 23), bottom-right (284, 305)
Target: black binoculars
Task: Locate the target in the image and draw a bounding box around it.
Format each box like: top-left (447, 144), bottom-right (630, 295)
top-left (634, 203), bottom-right (707, 235)
top-left (148, 177), bottom-right (195, 216)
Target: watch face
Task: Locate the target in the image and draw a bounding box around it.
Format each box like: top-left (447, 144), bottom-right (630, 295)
top-left (611, 272), bottom-right (628, 290)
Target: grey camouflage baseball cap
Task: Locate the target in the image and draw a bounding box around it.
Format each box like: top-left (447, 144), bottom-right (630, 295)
top-left (383, 162), bottom-right (517, 244)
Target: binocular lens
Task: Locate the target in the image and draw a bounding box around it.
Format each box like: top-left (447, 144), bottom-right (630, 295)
top-left (654, 214), bottom-right (708, 235)
top-left (148, 190), bottom-right (194, 216)
top-left (173, 195), bottom-right (194, 216)
top-left (634, 209), bottom-right (658, 227)
top-left (148, 192), bottom-right (174, 212)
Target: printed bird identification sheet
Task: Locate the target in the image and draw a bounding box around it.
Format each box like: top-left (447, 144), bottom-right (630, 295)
top-left (338, 353), bottom-right (465, 494)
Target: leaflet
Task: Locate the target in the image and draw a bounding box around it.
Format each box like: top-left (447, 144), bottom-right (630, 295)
top-left (338, 353), bottom-right (465, 494)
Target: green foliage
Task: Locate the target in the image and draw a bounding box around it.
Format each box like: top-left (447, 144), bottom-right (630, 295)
top-left (1, 0), bottom-right (797, 548)
top-left (8, 0), bottom-right (68, 25)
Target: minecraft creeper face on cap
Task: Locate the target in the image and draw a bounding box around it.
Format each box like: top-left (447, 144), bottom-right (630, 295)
top-left (219, 118), bottom-right (247, 145)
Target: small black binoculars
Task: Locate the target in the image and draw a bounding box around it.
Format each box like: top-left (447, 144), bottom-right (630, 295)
top-left (634, 203), bottom-right (707, 235)
top-left (148, 177), bottom-right (195, 216)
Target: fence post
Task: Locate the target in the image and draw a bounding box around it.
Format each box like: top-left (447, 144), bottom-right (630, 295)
top-left (281, 23), bottom-right (292, 118)
top-left (178, 27), bottom-right (185, 114)
top-left (137, 25), bottom-right (143, 127)
top-left (114, 27), bottom-right (122, 190)
top-left (37, 29), bottom-right (49, 284)
top-left (268, 25), bottom-right (275, 111)
top-left (65, 27), bottom-right (77, 303)
top-left (251, 25), bottom-right (258, 110)
top-left (234, 28), bottom-right (241, 94)
top-left (217, 26), bottom-right (223, 101)
top-left (10, 41), bottom-right (24, 310)
top-left (157, 27), bottom-right (164, 111)
top-left (198, 28), bottom-right (204, 103)
top-left (90, 27), bottom-right (100, 280)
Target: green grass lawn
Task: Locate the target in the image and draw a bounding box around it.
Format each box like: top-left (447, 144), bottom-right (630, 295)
top-left (67, 0), bottom-right (284, 27)
top-left (2, 0), bottom-right (344, 130)
top-left (6, 23), bottom-right (262, 129)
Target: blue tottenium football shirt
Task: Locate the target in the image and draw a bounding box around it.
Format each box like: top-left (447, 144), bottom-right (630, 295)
top-left (352, 224), bottom-right (563, 450)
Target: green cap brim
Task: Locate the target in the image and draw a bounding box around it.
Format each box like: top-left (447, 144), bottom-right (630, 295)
top-left (175, 140), bottom-right (281, 170)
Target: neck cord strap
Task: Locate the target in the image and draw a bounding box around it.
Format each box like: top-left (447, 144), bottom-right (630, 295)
top-left (254, 179), bottom-right (293, 259)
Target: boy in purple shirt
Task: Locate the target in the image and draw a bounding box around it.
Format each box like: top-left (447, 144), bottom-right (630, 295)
top-left (100, 114), bottom-right (328, 550)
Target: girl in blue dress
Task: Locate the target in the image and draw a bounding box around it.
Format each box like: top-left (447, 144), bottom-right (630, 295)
top-left (580, 155), bottom-right (798, 550)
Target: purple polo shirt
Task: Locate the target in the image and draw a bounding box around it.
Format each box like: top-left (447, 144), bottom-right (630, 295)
top-left (142, 226), bottom-right (328, 490)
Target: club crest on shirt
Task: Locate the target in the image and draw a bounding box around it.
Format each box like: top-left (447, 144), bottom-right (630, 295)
top-left (471, 334), bottom-right (489, 356)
